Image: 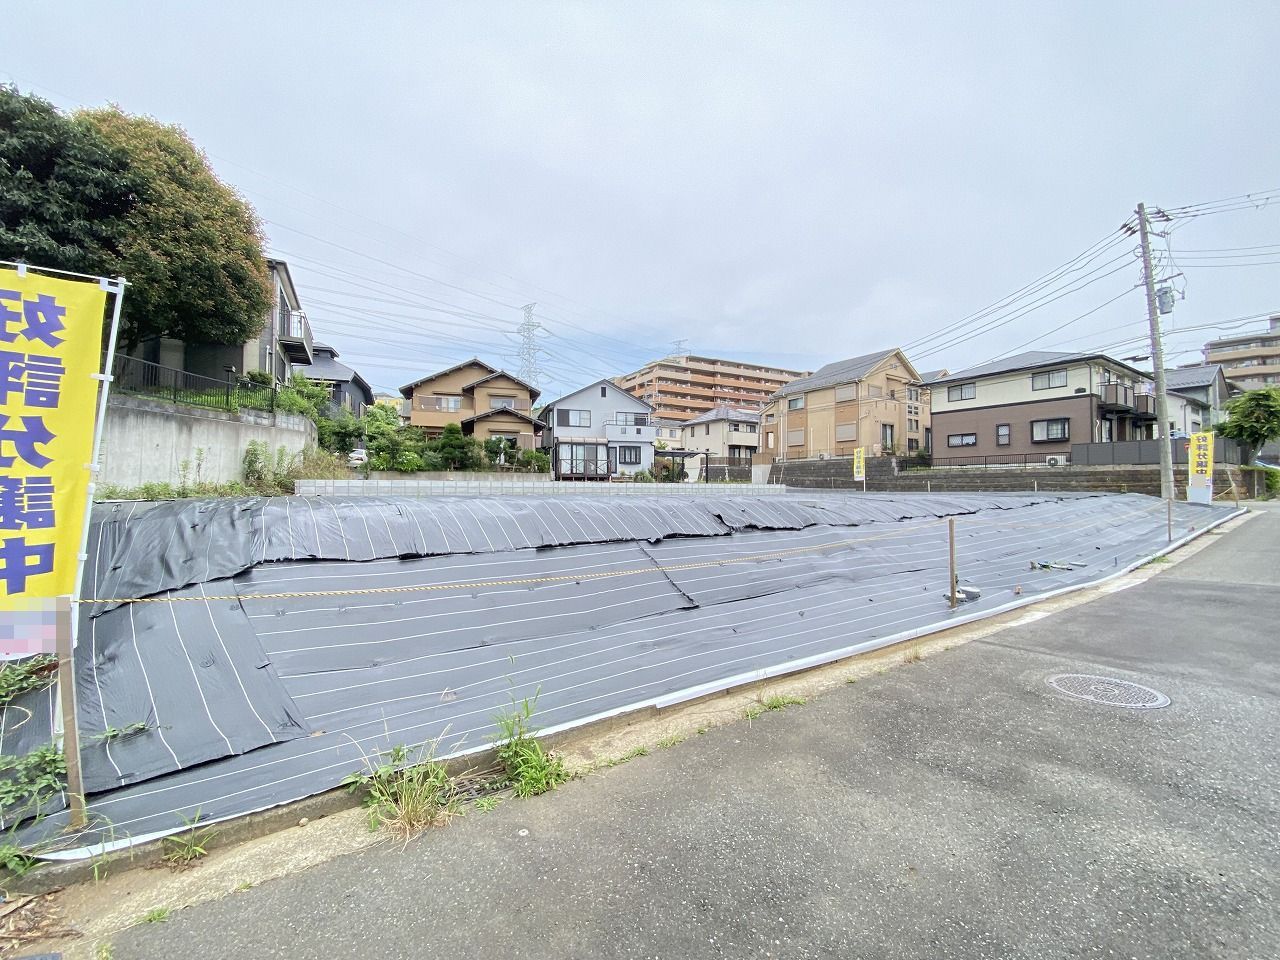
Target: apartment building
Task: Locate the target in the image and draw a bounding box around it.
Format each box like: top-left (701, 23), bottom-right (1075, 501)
top-left (679, 405), bottom-right (760, 459)
top-left (616, 355), bottom-right (808, 423)
top-left (928, 351), bottom-right (1155, 461)
top-left (760, 348), bottom-right (927, 460)
top-left (538, 379), bottom-right (657, 479)
top-left (399, 359), bottom-right (542, 449)
top-left (1203, 315), bottom-right (1280, 390)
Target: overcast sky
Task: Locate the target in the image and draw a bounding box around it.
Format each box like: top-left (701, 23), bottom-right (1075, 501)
top-left (9, 2), bottom-right (1280, 394)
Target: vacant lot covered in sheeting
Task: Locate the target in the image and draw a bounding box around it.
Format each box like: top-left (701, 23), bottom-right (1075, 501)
top-left (2, 492), bottom-right (1237, 855)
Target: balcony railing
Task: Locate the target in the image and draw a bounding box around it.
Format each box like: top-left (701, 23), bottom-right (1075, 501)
top-left (414, 396), bottom-right (468, 413)
top-left (278, 309), bottom-right (314, 364)
top-left (1100, 382), bottom-right (1134, 409)
top-left (1133, 393), bottom-right (1156, 417)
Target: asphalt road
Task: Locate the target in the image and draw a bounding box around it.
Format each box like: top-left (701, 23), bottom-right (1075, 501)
top-left (112, 506), bottom-right (1279, 960)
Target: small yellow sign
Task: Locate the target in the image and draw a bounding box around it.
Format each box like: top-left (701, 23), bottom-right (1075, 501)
top-left (852, 447), bottom-right (865, 481)
top-left (0, 268), bottom-right (107, 610)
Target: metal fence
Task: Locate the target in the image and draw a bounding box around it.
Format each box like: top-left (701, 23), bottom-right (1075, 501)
top-left (110, 353), bottom-right (276, 413)
top-left (1071, 437), bottom-right (1243, 466)
top-left (911, 452), bottom-right (1068, 470)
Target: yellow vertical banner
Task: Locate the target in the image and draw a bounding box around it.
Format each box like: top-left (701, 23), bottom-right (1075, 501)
top-left (1186, 431), bottom-right (1214, 505)
top-left (0, 268), bottom-right (107, 619)
top-left (852, 447), bottom-right (865, 482)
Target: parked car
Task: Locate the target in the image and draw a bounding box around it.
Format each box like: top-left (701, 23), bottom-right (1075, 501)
top-left (347, 448), bottom-right (368, 467)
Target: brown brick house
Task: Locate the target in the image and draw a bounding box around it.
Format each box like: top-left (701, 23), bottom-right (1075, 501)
top-left (399, 359), bottom-right (543, 449)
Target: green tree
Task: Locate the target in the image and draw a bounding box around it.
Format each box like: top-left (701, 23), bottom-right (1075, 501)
top-left (434, 423), bottom-right (479, 470)
top-left (0, 86), bottom-right (136, 282)
top-left (1216, 387), bottom-right (1280, 462)
top-left (79, 107), bottom-right (271, 351)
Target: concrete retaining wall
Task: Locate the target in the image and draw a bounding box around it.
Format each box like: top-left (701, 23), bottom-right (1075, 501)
top-left (100, 394), bottom-right (317, 488)
top-left (296, 479), bottom-right (784, 497)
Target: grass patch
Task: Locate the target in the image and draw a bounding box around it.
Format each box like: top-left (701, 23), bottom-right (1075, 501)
top-left (492, 694), bottom-right (570, 798)
top-left (342, 744), bottom-right (462, 839)
top-left (902, 644), bottom-right (924, 664)
top-left (234, 880), bottom-right (255, 892)
top-left (0, 742), bottom-right (66, 819)
top-left (162, 811), bottom-right (215, 867)
top-left (598, 746), bottom-right (649, 769)
top-left (96, 942), bottom-right (114, 960)
top-left (140, 908), bottom-right (170, 924)
top-left (745, 693), bottom-right (806, 720)
top-left (0, 842), bottom-right (38, 877)
top-left (657, 732), bottom-right (686, 749)
top-left (473, 795), bottom-right (502, 813)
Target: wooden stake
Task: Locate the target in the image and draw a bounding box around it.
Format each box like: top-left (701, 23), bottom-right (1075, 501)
top-left (948, 517), bottom-right (958, 609)
top-left (55, 597), bottom-right (86, 829)
top-left (1166, 498), bottom-right (1173, 544)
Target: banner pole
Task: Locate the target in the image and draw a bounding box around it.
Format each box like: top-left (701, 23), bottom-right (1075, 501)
top-left (53, 276), bottom-right (127, 831)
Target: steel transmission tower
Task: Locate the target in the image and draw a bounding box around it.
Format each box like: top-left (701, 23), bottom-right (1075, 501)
top-left (517, 303), bottom-right (543, 389)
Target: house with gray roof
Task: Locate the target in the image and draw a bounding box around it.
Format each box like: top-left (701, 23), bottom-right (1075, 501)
top-left (928, 350), bottom-right (1157, 462)
top-left (301, 342), bottom-right (374, 416)
top-left (679, 405), bottom-right (761, 459)
top-left (1163, 364), bottom-right (1232, 425)
top-left (759, 347), bottom-right (928, 460)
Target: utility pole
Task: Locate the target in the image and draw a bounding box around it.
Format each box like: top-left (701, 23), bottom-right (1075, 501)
top-left (1137, 203), bottom-right (1175, 501)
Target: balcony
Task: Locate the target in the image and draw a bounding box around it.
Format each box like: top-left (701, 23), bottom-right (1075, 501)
top-left (414, 396), bottom-right (469, 413)
top-left (278, 309), bottom-right (314, 365)
top-left (1099, 382), bottom-right (1134, 410)
top-left (1133, 393), bottom-right (1157, 418)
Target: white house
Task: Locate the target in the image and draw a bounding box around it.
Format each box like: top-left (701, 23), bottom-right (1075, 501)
top-left (538, 379), bottom-right (657, 479)
top-left (679, 405), bottom-right (761, 458)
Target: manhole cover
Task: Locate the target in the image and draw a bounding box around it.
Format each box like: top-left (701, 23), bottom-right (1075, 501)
top-left (1045, 674), bottom-right (1170, 709)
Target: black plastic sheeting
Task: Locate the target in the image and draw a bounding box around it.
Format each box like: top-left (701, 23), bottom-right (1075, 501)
top-left (0, 492), bottom-right (1237, 855)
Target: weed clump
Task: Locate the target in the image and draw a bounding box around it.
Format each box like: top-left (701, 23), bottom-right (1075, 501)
top-left (343, 744), bottom-right (462, 839)
top-left (492, 695), bottom-right (569, 798)
top-left (162, 810), bottom-right (215, 867)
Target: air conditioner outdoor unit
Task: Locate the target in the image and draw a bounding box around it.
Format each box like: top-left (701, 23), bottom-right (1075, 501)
top-left (1045, 455), bottom-right (1065, 467)
top-left (817, 452), bottom-right (830, 460)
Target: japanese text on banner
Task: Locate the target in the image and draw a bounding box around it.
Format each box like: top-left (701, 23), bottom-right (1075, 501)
top-left (0, 269), bottom-right (106, 611)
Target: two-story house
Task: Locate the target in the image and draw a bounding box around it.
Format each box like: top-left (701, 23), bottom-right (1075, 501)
top-left (127, 257), bottom-right (313, 386)
top-left (538, 379), bottom-right (657, 479)
top-left (927, 351), bottom-right (1156, 461)
top-left (399, 359), bottom-right (542, 449)
top-left (299, 342), bottom-right (374, 417)
top-left (1163, 364), bottom-right (1232, 427)
top-left (760, 348), bottom-right (929, 460)
top-left (679, 406), bottom-right (760, 459)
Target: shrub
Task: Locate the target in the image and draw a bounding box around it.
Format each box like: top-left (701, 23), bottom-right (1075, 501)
top-left (518, 449), bottom-right (550, 473)
top-left (492, 695), bottom-right (569, 798)
top-left (632, 469), bottom-right (654, 483)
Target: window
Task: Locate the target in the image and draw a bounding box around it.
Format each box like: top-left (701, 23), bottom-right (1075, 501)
top-left (600, 386), bottom-right (608, 398)
top-left (907, 418), bottom-right (919, 432)
top-left (556, 409), bottom-right (591, 427)
top-left (705, 424), bottom-right (711, 435)
top-left (907, 438), bottom-right (919, 452)
top-left (435, 395), bottom-right (462, 411)
top-left (490, 396), bottom-right (516, 410)
top-left (616, 412), bottom-right (649, 426)
top-left (764, 413), bottom-right (776, 423)
top-left (1031, 418), bottom-right (1070, 442)
top-left (618, 445), bottom-right (641, 465)
top-left (835, 424), bottom-right (857, 442)
top-left (767, 431), bottom-right (775, 449)
top-left (948, 383), bottom-right (976, 401)
top-left (834, 385), bottom-right (856, 402)
top-left (996, 424), bottom-right (1011, 446)
top-left (1031, 369), bottom-right (1068, 390)
top-left (787, 429), bottom-right (804, 446)
top-left (948, 433), bottom-right (977, 447)
top-left (907, 387), bottom-right (921, 402)
top-left (787, 396), bottom-right (805, 410)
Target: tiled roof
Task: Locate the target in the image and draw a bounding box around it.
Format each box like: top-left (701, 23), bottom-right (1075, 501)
top-left (681, 404), bottom-right (760, 427)
top-left (1162, 365), bottom-right (1223, 391)
top-left (773, 349), bottom-right (901, 398)
top-left (930, 350), bottom-right (1147, 385)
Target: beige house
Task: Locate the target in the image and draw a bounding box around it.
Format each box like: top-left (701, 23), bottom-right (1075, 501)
top-left (760, 348), bottom-right (929, 460)
top-left (399, 359), bottom-right (542, 449)
top-left (679, 405), bottom-right (760, 459)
